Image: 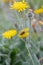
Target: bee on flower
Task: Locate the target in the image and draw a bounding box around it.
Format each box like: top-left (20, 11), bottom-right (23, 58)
top-left (19, 28), bottom-right (29, 38)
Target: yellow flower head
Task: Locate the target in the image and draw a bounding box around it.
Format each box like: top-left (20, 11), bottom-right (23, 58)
top-left (34, 8), bottom-right (43, 14)
top-left (10, 1), bottom-right (30, 12)
top-left (2, 30), bottom-right (17, 39)
top-left (19, 28), bottom-right (29, 38)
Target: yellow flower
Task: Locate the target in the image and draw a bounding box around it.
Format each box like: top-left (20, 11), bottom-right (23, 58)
top-left (34, 8), bottom-right (43, 14)
top-left (10, 2), bottom-right (29, 12)
top-left (19, 28), bottom-right (29, 38)
top-left (2, 30), bottom-right (17, 39)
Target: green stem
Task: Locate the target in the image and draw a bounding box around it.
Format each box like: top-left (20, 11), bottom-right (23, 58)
top-left (20, 38), bottom-right (35, 65)
top-left (29, 17), bottom-right (32, 42)
top-left (25, 44), bottom-right (35, 65)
